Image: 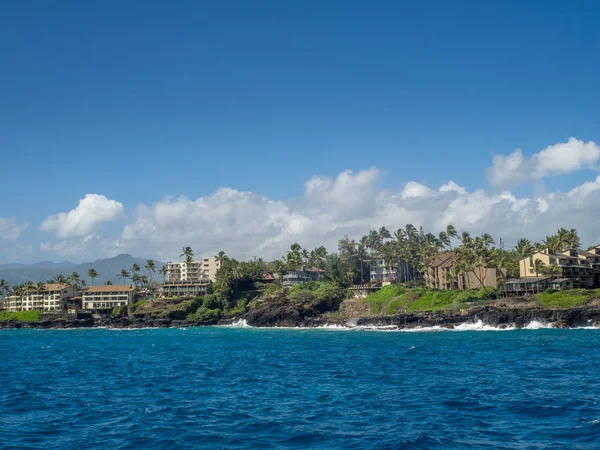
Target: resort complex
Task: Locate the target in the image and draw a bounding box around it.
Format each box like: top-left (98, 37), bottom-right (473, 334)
top-left (0, 225), bottom-right (598, 315)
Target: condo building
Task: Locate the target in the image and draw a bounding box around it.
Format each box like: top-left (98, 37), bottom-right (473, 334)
top-left (165, 257), bottom-right (221, 283)
top-left (82, 285), bottom-right (136, 310)
top-left (4, 284), bottom-right (79, 312)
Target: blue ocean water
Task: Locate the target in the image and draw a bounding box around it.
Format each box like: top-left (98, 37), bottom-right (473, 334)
top-left (2, 327), bottom-right (600, 449)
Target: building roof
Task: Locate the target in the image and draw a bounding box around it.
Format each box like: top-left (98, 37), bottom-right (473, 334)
top-left (289, 266), bottom-right (326, 273)
top-left (161, 283), bottom-right (208, 287)
top-left (552, 278), bottom-right (571, 283)
top-left (428, 251), bottom-right (453, 268)
top-left (577, 250), bottom-right (597, 258)
top-left (505, 276), bottom-right (551, 284)
top-left (83, 285), bottom-right (135, 293)
top-left (44, 283), bottom-right (71, 291)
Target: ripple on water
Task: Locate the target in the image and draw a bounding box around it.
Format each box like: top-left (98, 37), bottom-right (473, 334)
top-left (1, 327), bottom-right (600, 449)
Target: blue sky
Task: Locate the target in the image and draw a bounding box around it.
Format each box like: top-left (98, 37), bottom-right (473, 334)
top-left (1, 1), bottom-right (600, 263)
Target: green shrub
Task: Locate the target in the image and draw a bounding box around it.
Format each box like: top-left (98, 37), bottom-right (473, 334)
top-left (362, 285), bottom-right (406, 314)
top-left (187, 307), bottom-right (222, 322)
top-left (111, 305), bottom-right (128, 317)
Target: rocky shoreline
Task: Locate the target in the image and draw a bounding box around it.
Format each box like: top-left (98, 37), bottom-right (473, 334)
top-left (2, 305), bottom-right (600, 330)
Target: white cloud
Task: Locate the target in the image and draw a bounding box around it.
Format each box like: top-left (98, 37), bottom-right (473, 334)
top-left (0, 217), bottom-right (29, 240)
top-left (487, 137), bottom-right (600, 188)
top-left (114, 166), bottom-right (600, 261)
top-left (40, 194), bottom-right (124, 238)
top-left (401, 181), bottom-right (435, 199)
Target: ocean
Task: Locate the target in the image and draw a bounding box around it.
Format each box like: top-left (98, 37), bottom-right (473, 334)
top-left (1, 326), bottom-right (600, 449)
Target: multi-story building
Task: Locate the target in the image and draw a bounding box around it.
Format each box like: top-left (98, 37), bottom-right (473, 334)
top-left (519, 247), bottom-right (598, 288)
top-left (425, 252), bottom-right (503, 290)
top-left (282, 266), bottom-right (326, 287)
top-left (166, 257), bottom-right (221, 283)
top-left (161, 283), bottom-right (209, 298)
top-left (369, 259), bottom-right (420, 284)
top-left (4, 284), bottom-right (79, 312)
top-left (82, 285), bottom-right (136, 310)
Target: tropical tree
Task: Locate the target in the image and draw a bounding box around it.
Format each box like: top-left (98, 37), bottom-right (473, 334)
top-left (159, 265), bottom-right (168, 283)
top-left (88, 269), bottom-right (98, 286)
top-left (533, 259), bottom-right (547, 293)
top-left (145, 260), bottom-right (156, 283)
top-left (446, 224), bottom-right (458, 250)
top-left (544, 263), bottom-right (561, 286)
top-left (12, 284), bottom-right (24, 311)
top-left (216, 251), bottom-right (228, 266)
top-left (69, 271), bottom-right (81, 289)
top-left (105, 280), bottom-right (113, 285)
top-left (0, 279), bottom-right (9, 299)
top-left (131, 264), bottom-right (140, 276)
top-left (119, 269), bottom-right (131, 284)
top-left (55, 274), bottom-right (68, 294)
top-left (515, 239), bottom-right (534, 280)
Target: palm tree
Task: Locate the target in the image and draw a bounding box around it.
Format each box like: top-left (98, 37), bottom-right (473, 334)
top-left (24, 281), bottom-right (35, 309)
top-left (145, 260), bottom-right (156, 283)
top-left (119, 269), bottom-right (130, 284)
top-left (131, 263), bottom-right (140, 276)
top-left (55, 274), bottom-right (68, 295)
top-left (88, 268), bottom-right (98, 286)
top-left (446, 224), bottom-right (458, 250)
top-left (159, 265), bottom-right (168, 283)
top-left (0, 279), bottom-right (9, 299)
top-left (180, 247), bottom-right (194, 275)
top-left (544, 263), bottom-right (562, 288)
top-left (69, 271), bottom-right (81, 289)
top-left (105, 280), bottom-right (113, 285)
top-left (515, 238), bottom-right (534, 280)
top-left (12, 285), bottom-right (24, 311)
top-left (533, 259), bottom-right (547, 293)
top-left (378, 226), bottom-right (392, 243)
top-left (216, 251), bottom-right (228, 266)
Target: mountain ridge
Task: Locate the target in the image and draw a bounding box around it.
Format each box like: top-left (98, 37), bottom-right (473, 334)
top-left (0, 254), bottom-right (166, 287)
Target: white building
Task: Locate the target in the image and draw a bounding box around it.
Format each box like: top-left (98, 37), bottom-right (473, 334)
top-left (82, 285), bottom-right (136, 310)
top-left (4, 284), bottom-right (79, 312)
top-left (369, 259), bottom-right (420, 284)
top-left (166, 257), bottom-right (221, 283)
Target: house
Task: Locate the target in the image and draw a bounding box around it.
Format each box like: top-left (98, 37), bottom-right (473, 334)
top-left (282, 266), bottom-right (326, 287)
top-left (4, 284), bottom-right (79, 312)
top-left (160, 282), bottom-right (209, 298)
top-left (165, 257), bottom-right (221, 283)
top-left (519, 247), bottom-right (596, 288)
top-left (369, 259), bottom-right (421, 284)
top-left (262, 272), bottom-right (278, 283)
top-left (82, 285), bottom-right (136, 310)
top-left (425, 252), bottom-right (503, 290)
top-left (502, 276), bottom-right (573, 295)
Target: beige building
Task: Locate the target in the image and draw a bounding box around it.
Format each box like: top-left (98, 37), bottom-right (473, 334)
top-left (4, 284), bottom-right (79, 312)
top-left (519, 247), bottom-right (600, 288)
top-left (425, 252), bottom-right (503, 290)
top-left (166, 257), bottom-right (221, 283)
top-left (82, 285), bottom-right (136, 310)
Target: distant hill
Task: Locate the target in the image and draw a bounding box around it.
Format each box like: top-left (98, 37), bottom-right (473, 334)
top-left (0, 254), bottom-right (166, 287)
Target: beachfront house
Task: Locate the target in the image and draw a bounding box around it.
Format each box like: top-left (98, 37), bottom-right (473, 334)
top-left (518, 247), bottom-right (599, 289)
top-left (82, 285), bottom-right (136, 310)
top-left (160, 281), bottom-right (209, 298)
top-left (282, 266), bottom-right (326, 287)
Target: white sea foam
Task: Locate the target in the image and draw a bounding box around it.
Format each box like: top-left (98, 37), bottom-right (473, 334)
top-left (523, 320), bottom-right (554, 330)
top-left (225, 319), bottom-right (250, 328)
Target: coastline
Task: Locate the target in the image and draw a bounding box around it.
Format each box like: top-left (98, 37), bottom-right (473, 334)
top-left (3, 305), bottom-right (600, 331)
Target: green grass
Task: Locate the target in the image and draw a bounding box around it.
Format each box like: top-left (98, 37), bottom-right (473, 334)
top-left (362, 286), bottom-right (494, 314)
top-left (0, 310), bottom-right (41, 322)
top-left (535, 289), bottom-right (600, 308)
top-left (362, 285), bottom-right (406, 314)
